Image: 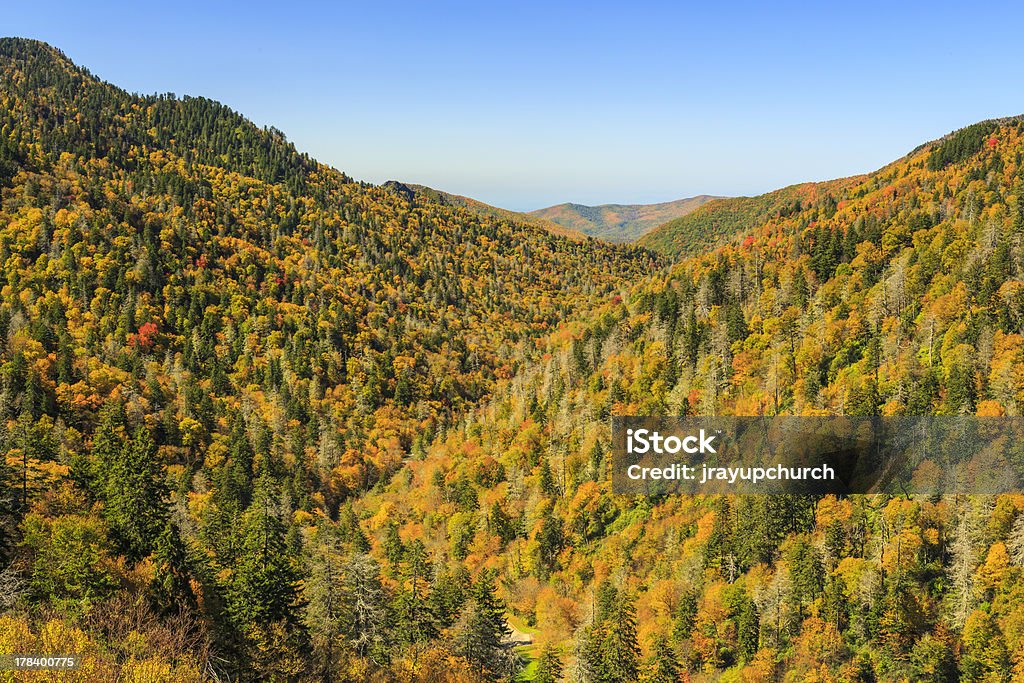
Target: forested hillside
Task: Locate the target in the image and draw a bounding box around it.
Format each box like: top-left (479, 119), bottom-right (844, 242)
top-left (0, 39), bottom-right (657, 681)
top-left (639, 182), bottom-right (860, 259)
top-left (366, 117), bottom-right (1024, 681)
top-left (4, 36), bottom-right (1024, 683)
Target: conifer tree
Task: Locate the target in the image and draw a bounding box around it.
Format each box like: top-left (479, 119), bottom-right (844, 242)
top-left (393, 539), bottom-right (438, 651)
top-left (453, 569), bottom-right (511, 678)
top-left (534, 643), bottom-right (564, 683)
top-left (106, 425), bottom-right (168, 561)
top-left (303, 528), bottom-right (348, 679)
top-left (600, 592), bottom-right (640, 683)
top-left (641, 636), bottom-right (679, 683)
top-left (227, 475), bottom-right (301, 631)
top-left (149, 520), bottom-right (195, 615)
top-left (576, 582), bottom-right (641, 683)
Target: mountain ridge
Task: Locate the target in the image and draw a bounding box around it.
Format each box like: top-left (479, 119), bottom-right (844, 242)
top-left (640, 116), bottom-right (1024, 259)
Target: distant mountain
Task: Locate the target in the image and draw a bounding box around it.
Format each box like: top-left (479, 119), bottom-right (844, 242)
top-left (528, 195), bottom-right (721, 242)
top-left (401, 183), bottom-right (587, 239)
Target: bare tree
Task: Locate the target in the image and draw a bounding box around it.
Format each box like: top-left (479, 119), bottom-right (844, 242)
top-left (0, 563), bottom-right (23, 611)
top-left (947, 497), bottom-right (989, 628)
top-left (1008, 511), bottom-right (1024, 568)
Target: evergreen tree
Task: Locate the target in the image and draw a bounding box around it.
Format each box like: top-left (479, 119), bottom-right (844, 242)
top-left (536, 504), bottom-right (564, 577)
top-left (539, 457), bottom-right (559, 498)
top-left (384, 521), bottom-right (404, 576)
top-left (534, 643), bottom-right (564, 683)
top-left (393, 539), bottom-right (438, 649)
top-left (599, 592), bottom-right (639, 683)
top-left (641, 636), bottom-right (679, 683)
top-left (84, 400), bottom-right (126, 499)
top-left (148, 520), bottom-right (195, 615)
top-left (102, 424), bottom-right (168, 562)
top-left (453, 569), bottom-right (511, 678)
top-left (737, 598), bottom-right (760, 661)
top-left (0, 418), bottom-right (14, 558)
top-left (671, 589), bottom-right (698, 644)
top-left (428, 565), bottom-right (469, 628)
top-left (576, 583), bottom-right (641, 683)
top-left (226, 476), bottom-right (301, 634)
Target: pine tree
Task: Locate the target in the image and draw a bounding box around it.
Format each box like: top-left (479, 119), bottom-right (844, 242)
top-left (226, 476), bottom-right (301, 631)
top-left (737, 598), bottom-right (760, 661)
top-left (536, 504), bottom-right (564, 577)
top-left (428, 565), bottom-right (469, 629)
top-left (384, 521), bottom-right (404, 575)
top-left (102, 425), bottom-right (168, 562)
top-left (576, 582), bottom-right (641, 683)
top-left (84, 400), bottom-right (126, 499)
top-left (641, 636), bottom-right (679, 683)
top-left (792, 267), bottom-right (809, 308)
top-left (148, 520), bottom-right (195, 615)
top-left (784, 538), bottom-right (823, 624)
top-left (670, 589), bottom-right (697, 644)
top-left (539, 457), bottom-right (559, 497)
top-left (600, 592), bottom-right (639, 683)
top-left (393, 539), bottom-right (437, 650)
top-left (453, 569), bottom-right (511, 678)
top-left (534, 643), bottom-right (564, 683)
top-left (0, 418), bottom-right (14, 558)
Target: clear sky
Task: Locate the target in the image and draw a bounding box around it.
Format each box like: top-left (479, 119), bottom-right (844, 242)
top-left (6, 1), bottom-right (1024, 211)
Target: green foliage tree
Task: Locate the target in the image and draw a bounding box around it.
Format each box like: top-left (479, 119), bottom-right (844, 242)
top-left (534, 643), bottom-right (564, 683)
top-left (453, 569), bottom-right (511, 678)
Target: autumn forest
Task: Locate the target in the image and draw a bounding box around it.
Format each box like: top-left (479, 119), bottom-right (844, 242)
top-left (3, 37), bottom-right (1024, 682)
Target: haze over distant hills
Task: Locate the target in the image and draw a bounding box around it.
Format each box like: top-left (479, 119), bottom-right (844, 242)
top-left (398, 183), bottom-right (723, 246)
top-left (528, 194), bottom-right (721, 242)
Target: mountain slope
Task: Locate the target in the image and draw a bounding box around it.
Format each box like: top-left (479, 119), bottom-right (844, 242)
top-left (0, 37), bottom-right (658, 450)
top-left (366, 114), bottom-right (1024, 680)
top-left (529, 195), bottom-right (720, 242)
top-left (638, 181), bottom-right (863, 259)
top-left (7, 35), bottom-right (1024, 683)
top-left (0, 38), bottom-right (660, 680)
top-left (640, 119), bottom-right (1018, 260)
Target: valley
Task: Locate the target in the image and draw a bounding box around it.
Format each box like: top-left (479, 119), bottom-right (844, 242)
top-left (2, 37), bottom-right (1024, 683)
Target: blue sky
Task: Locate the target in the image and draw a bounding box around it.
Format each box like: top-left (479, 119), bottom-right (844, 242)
top-left (7, 1), bottom-right (1024, 210)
